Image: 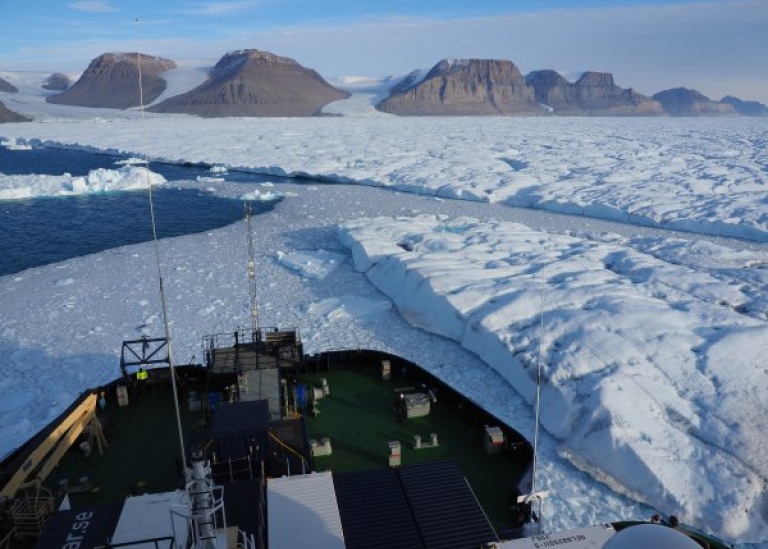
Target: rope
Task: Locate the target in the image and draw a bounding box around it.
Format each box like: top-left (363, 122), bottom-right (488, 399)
top-left (268, 431), bottom-right (305, 462)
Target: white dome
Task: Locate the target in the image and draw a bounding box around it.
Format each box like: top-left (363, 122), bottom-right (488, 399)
top-left (603, 524), bottom-right (702, 549)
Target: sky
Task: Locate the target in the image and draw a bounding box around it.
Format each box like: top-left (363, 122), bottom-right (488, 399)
top-left (2, 104), bottom-right (768, 545)
top-left (0, 0), bottom-right (766, 101)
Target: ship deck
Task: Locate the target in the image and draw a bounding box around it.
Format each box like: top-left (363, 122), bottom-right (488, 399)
top-left (46, 383), bottom-right (199, 507)
top-left (5, 347), bottom-right (733, 549)
top-left (14, 350), bottom-right (532, 547)
top-left (300, 365), bottom-right (529, 532)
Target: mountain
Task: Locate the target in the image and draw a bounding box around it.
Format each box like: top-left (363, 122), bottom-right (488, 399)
top-left (377, 58), bottom-right (540, 116)
top-left (0, 77), bottom-right (18, 93)
top-left (386, 68), bottom-right (429, 97)
top-left (0, 100), bottom-right (31, 123)
top-left (42, 72), bottom-right (70, 91)
top-left (720, 95), bottom-right (768, 117)
top-left (149, 49), bottom-right (349, 118)
top-left (5, 51), bottom-right (762, 118)
top-left (527, 70), bottom-right (666, 116)
top-left (652, 88), bottom-right (737, 117)
top-left (377, 60), bottom-right (666, 116)
top-left (46, 53), bottom-right (176, 109)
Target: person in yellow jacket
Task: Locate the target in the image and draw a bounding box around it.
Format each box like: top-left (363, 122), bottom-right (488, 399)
top-left (135, 368), bottom-right (148, 398)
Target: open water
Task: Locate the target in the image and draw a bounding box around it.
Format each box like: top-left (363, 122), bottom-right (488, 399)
top-left (0, 146), bottom-right (279, 276)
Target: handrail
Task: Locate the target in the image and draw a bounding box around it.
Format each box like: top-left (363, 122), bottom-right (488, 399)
top-left (0, 526), bottom-right (16, 549)
top-left (171, 484), bottom-right (226, 547)
top-left (95, 535), bottom-right (175, 549)
top-left (237, 528), bottom-right (257, 549)
top-left (211, 455), bottom-right (253, 482)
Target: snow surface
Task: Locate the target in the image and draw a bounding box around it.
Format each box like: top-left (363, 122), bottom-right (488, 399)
top-left (146, 59), bottom-right (214, 107)
top-left (1, 84), bottom-right (768, 547)
top-left (340, 214), bottom-right (768, 541)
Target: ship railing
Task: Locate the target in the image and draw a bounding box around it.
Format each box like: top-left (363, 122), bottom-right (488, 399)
top-left (104, 526), bottom-right (250, 549)
top-left (203, 330), bottom-right (247, 350)
top-left (203, 327), bottom-right (303, 371)
top-left (8, 482), bottom-right (55, 538)
top-left (252, 327), bottom-right (301, 345)
top-left (202, 328), bottom-right (302, 347)
top-left (120, 337), bottom-right (170, 379)
top-left (254, 327), bottom-right (303, 365)
top-left (258, 460), bottom-right (266, 549)
top-left (203, 331), bottom-right (245, 368)
top-left (171, 484), bottom-right (227, 549)
top-left (97, 535), bottom-right (176, 549)
top-left (0, 527), bottom-right (16, 549)
top-left (236, 528), bottom-right (257, 549)
top-left (211, 455), bottom-right (254, 483)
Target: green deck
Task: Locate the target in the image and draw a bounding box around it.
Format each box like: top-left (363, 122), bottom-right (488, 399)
top-left (41, 364), bottom-right (527, 533)
top-left (48, 385), bottom-right (198, 509)
top-left (301, 366), bottom-right (526, 531)
top-left (1, 382), bottom-right (203, 549)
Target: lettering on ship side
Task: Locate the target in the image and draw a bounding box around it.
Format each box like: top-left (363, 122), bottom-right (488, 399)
top-left (531, 533), bottom-right (588, 548)
top-left (61, 511), bottom-right (93, 549)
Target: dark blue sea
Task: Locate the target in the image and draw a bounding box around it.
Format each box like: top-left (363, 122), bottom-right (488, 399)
top-left (0, 146), bottom-right (282, 276)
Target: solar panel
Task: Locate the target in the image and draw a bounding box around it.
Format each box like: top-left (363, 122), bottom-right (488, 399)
top-left (334, 468), bottom-right (425, 549)
top-left (334, 460), bottom-right (498, 549)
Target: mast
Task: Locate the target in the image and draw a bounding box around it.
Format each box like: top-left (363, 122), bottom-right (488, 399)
top-left (533, 289), bottom-right (544, 496)
top-left (245, 204), bottom-right (260, 332)
top-left (135, 25), bottom-right (188, 474)
top-left (518, 287), bottom-right (549, 534)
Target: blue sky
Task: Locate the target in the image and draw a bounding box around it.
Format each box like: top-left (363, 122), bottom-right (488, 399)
top-left (1, 1), bottom-right (766, 101)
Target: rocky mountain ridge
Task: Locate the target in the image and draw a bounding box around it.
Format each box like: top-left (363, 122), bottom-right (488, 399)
top-left (42, 73), bottom-right (70, 91)
top-left (526, 70), bottom-right (665, 116)
top-left (46, 53), bottom-right (176, 109)
top-left (2, 50), bottom-right (765, 119)
top-left (379, 58), bottom-right (752, 117)
top-left (377, 58), bottom-right (540, 116)
top-left (148, 49), bottom-right (349, 117)
top-left (721, 96), bottom-right (768, 117)
top-left (0, 77), bottom-right (18, 93)
top-left (651, 88), bottom-right (737, 117)
top-left (0, 100), bottom-right (30, 123)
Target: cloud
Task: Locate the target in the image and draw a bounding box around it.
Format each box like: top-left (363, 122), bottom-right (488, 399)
top-left (68, 1), bottom-right (119, 13)
top-left (178, 1), bottom-right (266, 16)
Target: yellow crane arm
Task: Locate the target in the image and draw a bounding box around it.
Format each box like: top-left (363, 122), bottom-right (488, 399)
top-left (1, 392), bottom-right (99, 499)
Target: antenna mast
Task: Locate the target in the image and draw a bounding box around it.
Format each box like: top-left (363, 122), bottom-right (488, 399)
top-left (245, 204), bottom-right (260, 332)
top-left (135, 21), bottom-right (188, 473)
top-left (533, 289), bottom-right (544, 496)
top-left (518, 286), bottom-right (549, 534)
